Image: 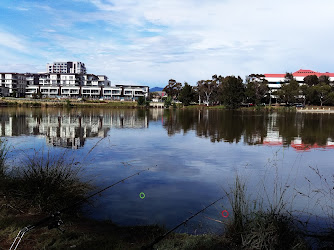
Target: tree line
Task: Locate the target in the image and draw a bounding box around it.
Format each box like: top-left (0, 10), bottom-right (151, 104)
top-left (159, 73), bottom-right (334, 107)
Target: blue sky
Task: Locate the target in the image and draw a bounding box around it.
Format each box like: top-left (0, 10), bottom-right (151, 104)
top-left (1, 0), bottom-right (334, 87)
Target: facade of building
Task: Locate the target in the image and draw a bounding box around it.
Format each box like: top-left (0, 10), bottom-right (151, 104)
top-left (0, 61), bottom-right (149, 99)
top-left (82, 74), bottom-right (111, 86)
top-left (46, 61), bottom-right (87, 74)
top-left (116, 84), bottom-right (149, 100)
top-left (0, 86), bottom-right (9, 97)
top-left (263, 69), bottom-right (334, 90)
top-left (0, 73), bottom-right (26, 97)
top-left (248, 69), bottom-right (334, 101)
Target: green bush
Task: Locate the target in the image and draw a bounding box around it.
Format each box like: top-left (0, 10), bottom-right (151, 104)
top-left (164, 97), bottom-right (172, 108)
top-left (224, 175), bottom-right (307, 249)
top-left (3, 150), bottom-right (92, 213)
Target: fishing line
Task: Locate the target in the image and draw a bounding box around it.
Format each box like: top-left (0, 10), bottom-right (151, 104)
top-left (142, 196), bottom-right (225, 249)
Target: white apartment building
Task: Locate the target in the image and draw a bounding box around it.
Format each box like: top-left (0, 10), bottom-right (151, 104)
top-left (81, 86), bottom-right (101, 98)
top-left (0, 61), bottom-right (149, 99)
top-left (83, 74), bottom-right (98, 86)
top-left (97, 75), bottom-right (111, 86)
top-left (47, 61), bottom-right (87, 74)
top-left (102, 87), bottom-right (122, 100)
top-left (82, 74), bottom-right (110, 86)
top-left (0, 86), bottom-right (9, 97)
top-left (116, 85), bottom-right (149, 100)
top-left (0, 73), bottom-right (26, 97)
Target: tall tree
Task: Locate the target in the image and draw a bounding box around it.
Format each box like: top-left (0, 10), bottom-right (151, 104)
top-left (278, 79), bottom-right (300, 104)
top-left (163, 79), bottom-right (182, 100)
top-left (303, 75), bottom-right (318, 86)
top-left (245, 77), bottom-right (269, 105)
top-left (284, 72), bottom-right (294, 82)
top-left (197, 80), bottom-right (218, 106)
top-left (314, 83), bottom-right (331, 106)
top-left (178, 82), bottom-right (195, 106)
top-left (300, 85), bottom-right (317, 105)
top-left (221, 76), bottom-right (244, 108)
top-left (319, 75), bottom-right (330, 85)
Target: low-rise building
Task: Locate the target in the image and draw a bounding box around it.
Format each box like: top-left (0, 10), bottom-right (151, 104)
top-left (102, 87), bottom-right (122, 100)
top-left (263, 69), bottom-right (334, 87)
top-left (0, 73), bottom-right (26, 97)
top-left (0, 86), bottom-right (9, 97)
top-left (116, 84), bottom-right (149, 100)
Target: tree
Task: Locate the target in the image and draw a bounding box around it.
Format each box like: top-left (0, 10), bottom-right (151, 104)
top-left (197, 80), bottom-right (218, 106)
top-left (278, 79), bottom-right (299, 104)
top-left (221, 76), bottom-right (244, 108)
top-left (137, 96), bottom-right (147, 106)
top-left (163, 79), bottom-right (182, 100)
top-left (314, 83), bottom-right (331, 106)
top-left (284, 72), bottom-right (294, 82)
top-left (319, 75), bottom-right (330, 85)
top-left (303, 75), bottom-right (318, 86)
top-left (178, 82), bottom-right (195, 106)
top-left (245, 78), bottom-right (269, 105)
top-left (164, 96), bottom-right (172, 108)
top-left (300, 85), bottom-right (317, 105)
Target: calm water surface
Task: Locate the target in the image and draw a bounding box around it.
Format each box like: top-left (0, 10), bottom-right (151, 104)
top-left (1, 107), bottom-right (334, 233)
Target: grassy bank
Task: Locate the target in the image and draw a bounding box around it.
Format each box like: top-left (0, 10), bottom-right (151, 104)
top-left (0, 208), bottom-right (226, 249)
top-left (0, 97), bottom-right (138, 108)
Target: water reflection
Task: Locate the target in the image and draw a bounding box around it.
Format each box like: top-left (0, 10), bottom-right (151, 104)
top-left (162, 110), bottom-right (334, 151)
top-left (0, 108), bottom-right (149, 149)
top-left (0, 108), bottom-right (334, 151)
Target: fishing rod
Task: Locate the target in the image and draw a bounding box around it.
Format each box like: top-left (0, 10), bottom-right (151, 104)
top-left (9, 168), bottom-right (149, 250)
top-left (142, 196), bottom-right (225, 250)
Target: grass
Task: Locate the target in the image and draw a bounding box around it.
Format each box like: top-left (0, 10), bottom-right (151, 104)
top-left (224, 174), bottom-right (308, 249)
top-left (0, 97), bottom-right (139, 108)
top-left (2, 150), bottom-right (92, 213)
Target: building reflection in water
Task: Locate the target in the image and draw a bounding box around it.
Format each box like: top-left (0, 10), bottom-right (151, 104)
top-left (0, 109), bottom-right (149, 149)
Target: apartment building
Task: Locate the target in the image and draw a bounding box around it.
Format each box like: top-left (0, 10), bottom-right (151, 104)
top-left (0, 61), bottom-right (149, 99)
top-left (0, 73), bottom-right (26, 97)
top-left (82, 74), bottom-right (110, 86)
top-left (116, 84), bottom-right (149, 100)
top-left (46, 61), bottom-right (87, 74)
top-left (0, 86), bottom-right (9, 97)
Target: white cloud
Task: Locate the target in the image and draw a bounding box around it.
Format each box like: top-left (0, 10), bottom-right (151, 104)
top-left (0, 30), bottom-right (28, 52)
top-left (2, 0), bottom-right (334, 86)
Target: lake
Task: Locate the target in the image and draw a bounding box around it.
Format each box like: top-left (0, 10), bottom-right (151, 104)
top-left (1, 107), bottom-right (334, 234)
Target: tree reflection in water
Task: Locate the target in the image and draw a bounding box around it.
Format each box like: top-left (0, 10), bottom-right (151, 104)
top-left (162, 109), bottom-right (334, 149)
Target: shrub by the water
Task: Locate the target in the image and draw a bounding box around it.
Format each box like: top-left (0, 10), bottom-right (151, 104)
top-left (2, 149), bottom-right (92, 213)
top-left (224, 175), bottom-right (308, 249)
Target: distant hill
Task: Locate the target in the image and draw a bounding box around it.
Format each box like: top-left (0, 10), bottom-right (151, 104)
top-left (150, 87), bottom-right (164, 92)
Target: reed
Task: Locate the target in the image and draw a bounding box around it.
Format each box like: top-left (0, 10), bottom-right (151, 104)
top-left (224, 166), bottom-right (307, 249)
top-left (2, 148), bottom-right (92, 213)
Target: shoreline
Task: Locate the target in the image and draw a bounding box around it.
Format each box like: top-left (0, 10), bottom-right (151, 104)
top-left (296, 107), bottom-right (334, 113)
top-left (2, 98), bottom-right (334, 113)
